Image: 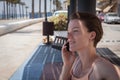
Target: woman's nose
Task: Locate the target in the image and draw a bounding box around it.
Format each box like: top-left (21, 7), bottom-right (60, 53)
top-left (67, 32), bottom-right (73, 40)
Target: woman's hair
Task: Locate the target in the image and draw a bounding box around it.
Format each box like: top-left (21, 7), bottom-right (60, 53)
top-left (70, 12), bottom-right (103, 47)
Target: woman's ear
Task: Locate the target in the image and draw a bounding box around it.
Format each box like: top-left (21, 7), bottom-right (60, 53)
top-left (89, 31), bottom-right (96, 40)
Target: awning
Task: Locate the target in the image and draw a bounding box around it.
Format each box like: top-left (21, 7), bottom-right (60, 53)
top-left (103, 2), bottom-right (116, 12)
top-left (103, 5), bottom-right (113, 12)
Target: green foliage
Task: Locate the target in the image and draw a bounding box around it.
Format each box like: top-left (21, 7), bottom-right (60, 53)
top-left (49, 14), bottom-right (68, 31)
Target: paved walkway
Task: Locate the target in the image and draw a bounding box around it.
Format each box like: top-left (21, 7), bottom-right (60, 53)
top-left (0, 22), bottom-right (120, 80)
top-left (0, 22), bottom-right (44, 80)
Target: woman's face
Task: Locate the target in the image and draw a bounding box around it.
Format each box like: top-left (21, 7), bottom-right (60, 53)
top-left (68, 19), bottom-right (91, 52)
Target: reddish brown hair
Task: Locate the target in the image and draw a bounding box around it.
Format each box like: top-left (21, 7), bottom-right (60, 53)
top-left (70, 12), bottom-right (103, 47)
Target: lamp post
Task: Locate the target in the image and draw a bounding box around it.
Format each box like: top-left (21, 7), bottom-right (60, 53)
top-left (43, 0), bottom-right (54, 45)
top-left (44, 0), bottom-right (49, 44)
top-left (44, 0), bottom-right (47, 21)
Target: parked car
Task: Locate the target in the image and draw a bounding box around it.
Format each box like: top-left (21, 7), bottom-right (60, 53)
top-left (104, 12), bottom-right (120, 24)
top-left (53, 10), bottom-right (68, 16)
top-left (97, 12), bottom-right (105, 21)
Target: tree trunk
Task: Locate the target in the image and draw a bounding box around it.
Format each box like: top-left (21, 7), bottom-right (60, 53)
top-left (32, 0), bottom-right (34, 18)
top-left (22, 5), bottom-right (24, 18)
top-left (6, 1), bottom-right (8, 19)
top-left (39, 0), bottom-right (41, 17)
top-left (3, 1), bottom-right (6, 19)
top-left (19, 3), bottom-right (21, 18)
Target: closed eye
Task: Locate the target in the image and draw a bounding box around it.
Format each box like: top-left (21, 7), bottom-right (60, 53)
top-left (73, 29), bottom-right (79, 32)
top-left (72, 27), bottom-right (80, 32)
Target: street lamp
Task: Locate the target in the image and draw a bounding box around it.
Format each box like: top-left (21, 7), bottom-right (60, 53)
top-left (43, 0), bottom-right (54, 45)
top-left (44, 0), bottom-right (47, 21)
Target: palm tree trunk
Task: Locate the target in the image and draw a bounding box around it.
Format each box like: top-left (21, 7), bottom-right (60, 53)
top-left (11, 3), bottom-right (14, 19)
top-left (13, 4), bottom-right (15, 19)
top-left (19, 3), bottom-right (21, 18)
top-left (8, 2), bottom-right (10, 19)
top-left (3, 1), bottom-right (6, 19)
top-left (26, 7), bottom-right (27, 18)
top-left (14, 4), bottom-right (17, 19)
top-left (22, 4), bottom-right (24, 18)
top-left (6, 1), bottom-right (8, 19)
top-left (10, 2), bottom-right (12, 19)
top-left (32, 0), bottom-right (34, 18)
top-left (25, 6), bottom-right (28, 18)
top-left (39, 0), bottom-right (41, 17)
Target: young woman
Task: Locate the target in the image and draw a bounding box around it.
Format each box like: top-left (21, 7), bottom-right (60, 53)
top-left (59, 12), bottom-right (120, 80)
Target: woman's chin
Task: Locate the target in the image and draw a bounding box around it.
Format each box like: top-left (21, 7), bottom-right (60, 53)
top-left (69, 47), bottom-right (76, 52)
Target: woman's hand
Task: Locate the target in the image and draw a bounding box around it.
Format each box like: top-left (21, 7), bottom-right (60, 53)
top-left (59, 43), bottom-right (76, 80)
top-left (62, 42), bottom-right (76, 67)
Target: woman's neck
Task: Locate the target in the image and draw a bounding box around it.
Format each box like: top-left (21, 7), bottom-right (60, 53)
top-left (77, 47), bottom-right (98, 71)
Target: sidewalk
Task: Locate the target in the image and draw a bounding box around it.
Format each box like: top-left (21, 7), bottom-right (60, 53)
top-left (0, 22), bottom-right (44, 80)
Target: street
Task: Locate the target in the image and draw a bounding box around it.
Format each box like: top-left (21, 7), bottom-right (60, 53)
top-left (97, 23), bottom-right (120, 57)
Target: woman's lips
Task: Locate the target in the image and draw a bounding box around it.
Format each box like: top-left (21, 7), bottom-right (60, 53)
top-left (69, 41), bottom-right (76, 47)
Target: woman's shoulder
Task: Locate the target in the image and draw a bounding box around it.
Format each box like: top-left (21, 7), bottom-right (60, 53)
top-left (94, 57), bottom-right (112, 66)
top-left (93, 57), bottom-right (118, 72)
top-left (93, 57), bottom-right (115, 69)
top-left (92, 57), bottom-right (120, 80)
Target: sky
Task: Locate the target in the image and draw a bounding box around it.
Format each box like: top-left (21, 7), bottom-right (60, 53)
top-left (0, 0), bottom-right (65, 15)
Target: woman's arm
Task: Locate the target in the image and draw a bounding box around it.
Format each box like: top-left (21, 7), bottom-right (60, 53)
top-left (59, 65), bottom-right (72, 80)
top-left (59, 43), bottom-right (76, 80)
top-left (94, 58), bottom-right (120, 80)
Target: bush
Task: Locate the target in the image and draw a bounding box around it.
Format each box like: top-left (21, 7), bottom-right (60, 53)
top-left (49, 14), bottom-right (68, 31)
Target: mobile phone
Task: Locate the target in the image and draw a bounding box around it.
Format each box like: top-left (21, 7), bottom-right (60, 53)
top-left (65, 42), bottom-right (69, 51)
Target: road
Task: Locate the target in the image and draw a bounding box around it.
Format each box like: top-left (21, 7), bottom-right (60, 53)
top-left (98, 23), bottom-right (120, 57)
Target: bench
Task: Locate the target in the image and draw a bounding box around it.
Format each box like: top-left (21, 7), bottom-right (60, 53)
top-left (22, 45), bottom-right (63, 80)
top-left (22, 36), bottom-right (120, 80)
top-left (96, 48), bottom-right (120, 66)
top-left (51, 36), bottom-right (67, 50)
top-left (52, 36), bottom-right (120, 66)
